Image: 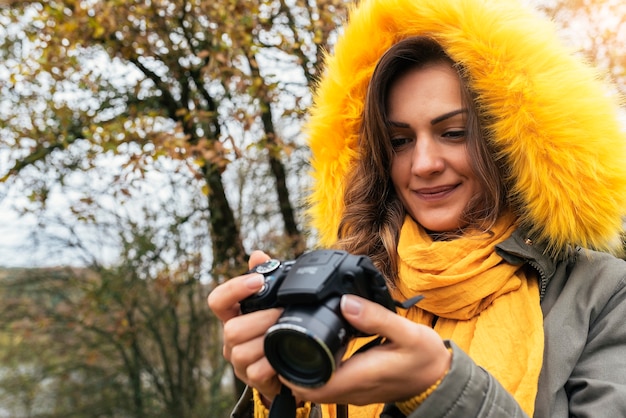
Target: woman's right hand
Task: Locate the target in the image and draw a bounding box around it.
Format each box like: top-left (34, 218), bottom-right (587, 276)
top-left (207, 250), bottom-right (283, 402)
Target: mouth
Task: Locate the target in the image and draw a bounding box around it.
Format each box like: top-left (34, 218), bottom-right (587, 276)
top-left (413, 184), bottom-right (459, 200)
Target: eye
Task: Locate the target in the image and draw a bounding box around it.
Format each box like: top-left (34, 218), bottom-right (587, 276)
top-left (442, 130), bottom-right (466, 141)
top-left (390, 137), bottom-right (414, 150)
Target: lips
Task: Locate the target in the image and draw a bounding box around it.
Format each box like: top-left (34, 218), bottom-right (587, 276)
top-left (413, 184), bottom-right (459, 200)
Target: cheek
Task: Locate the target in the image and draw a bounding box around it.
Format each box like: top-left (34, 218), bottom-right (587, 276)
top-left (450, 150), bottom-right (475, 179)
top-left (390, 155), bottom-right (410, 186)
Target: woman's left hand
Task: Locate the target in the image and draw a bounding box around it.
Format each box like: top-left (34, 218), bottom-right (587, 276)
top-left (282, 294), bottom-right (451, 406)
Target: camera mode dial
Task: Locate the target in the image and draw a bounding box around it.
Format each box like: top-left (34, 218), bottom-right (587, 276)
top-left (254, 259), bottom-right (281, 275)
top-left (240, 259), bottom-right (292, 314)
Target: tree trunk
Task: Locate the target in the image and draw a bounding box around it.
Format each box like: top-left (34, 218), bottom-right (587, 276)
top-left (204, 163), bottom-right (247, 276)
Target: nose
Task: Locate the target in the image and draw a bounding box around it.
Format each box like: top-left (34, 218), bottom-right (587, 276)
top-left (410, 137), bottom-right (445, 177)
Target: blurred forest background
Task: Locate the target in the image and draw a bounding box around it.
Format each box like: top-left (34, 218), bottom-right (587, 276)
top-left (0, 0), bottom-right (624, 417)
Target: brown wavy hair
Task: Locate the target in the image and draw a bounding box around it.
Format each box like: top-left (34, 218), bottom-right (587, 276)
top-left (336, 36), bottom-right (509, 284)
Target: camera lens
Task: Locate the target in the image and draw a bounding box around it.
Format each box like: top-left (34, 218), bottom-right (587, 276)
top-left (280, 333), bottom-right (326, 373)
top-left (264, 299), bottom-right (350, 387)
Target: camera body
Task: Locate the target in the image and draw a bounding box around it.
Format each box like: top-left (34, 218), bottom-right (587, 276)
top-left (240, 249), bottom-right (396, 388)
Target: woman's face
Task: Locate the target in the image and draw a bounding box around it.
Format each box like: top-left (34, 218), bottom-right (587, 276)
top-left (387, 62), bottom-right (481, 232)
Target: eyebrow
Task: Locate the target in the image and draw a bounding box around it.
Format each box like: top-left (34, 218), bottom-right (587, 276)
top-left (431, 109), bottom-right (467, 125)
top-left (388, 108), bottom-right (467, 128)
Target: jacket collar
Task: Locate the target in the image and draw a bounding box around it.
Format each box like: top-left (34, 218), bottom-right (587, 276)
top-left (496, 229), bottom-right (562, 300)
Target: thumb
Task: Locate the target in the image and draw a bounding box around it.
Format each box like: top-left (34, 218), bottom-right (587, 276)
top-left (340, 294), bottom-right (400, 337)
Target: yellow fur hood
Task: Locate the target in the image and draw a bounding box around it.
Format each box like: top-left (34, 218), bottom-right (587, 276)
top-left (307, 0), bottom-right (626, 253)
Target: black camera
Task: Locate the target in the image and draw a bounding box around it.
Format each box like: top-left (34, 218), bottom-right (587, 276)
top-left (240, 249), bottom-right (397, 388)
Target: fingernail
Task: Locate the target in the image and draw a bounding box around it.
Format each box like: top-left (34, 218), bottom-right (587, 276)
top-left (341, 295), bottom-right (362, 316)
top-left (245, 274), bottom-right (265, 289)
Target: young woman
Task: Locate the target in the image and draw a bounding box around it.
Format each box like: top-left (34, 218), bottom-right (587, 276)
top-left (208, 0), bottom-right (626, 416)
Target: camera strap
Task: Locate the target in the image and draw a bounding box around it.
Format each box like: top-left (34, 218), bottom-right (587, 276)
top-left (269, 385), bottom-right (296, 418)
top-left (395, 294), bottom-right (424, 310)
top-left (268, 385), bottom-right (349, 418)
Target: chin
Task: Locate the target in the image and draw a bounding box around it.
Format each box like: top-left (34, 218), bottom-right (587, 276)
top-left (417, 216), bottom-right (462, 233)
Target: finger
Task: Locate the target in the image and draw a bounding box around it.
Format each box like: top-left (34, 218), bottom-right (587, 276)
top-left (340, 294), bottom-right (414, 340)
top-left (207, 273), bottom-right (265, 322)
top-left (230, 343), bottom-right (282, 400)
top-left (228, 332), bottom-right (282, 400)
top-left (207, 250), bottom-right (271, 321)
top-left (341, 295), bottom-right (448, 362)
top-left (249, 250), bottom-right (271, 269)
top-left (230, 334), bottom-right (265, 366)
top-left (247, 357), bottom-right (283, 400)
top-left (223, 308), bottom-right (283, 359)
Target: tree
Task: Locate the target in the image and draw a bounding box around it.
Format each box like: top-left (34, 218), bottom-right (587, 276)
top-left (539, 0), bottom-right (626, 97)
top-left (1, 1), bottom-right (351, 415)
top-left (0, 0), bottom-right (349, 274)
top-left (0, 195), bottom-right (232, 417)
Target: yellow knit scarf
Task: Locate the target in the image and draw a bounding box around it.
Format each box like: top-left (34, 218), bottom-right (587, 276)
top-left (323, 214), bottom-right (544, 417)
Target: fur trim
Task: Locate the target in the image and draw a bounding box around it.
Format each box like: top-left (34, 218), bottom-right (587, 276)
top-left (307, 0), bottom-right (626, 253)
